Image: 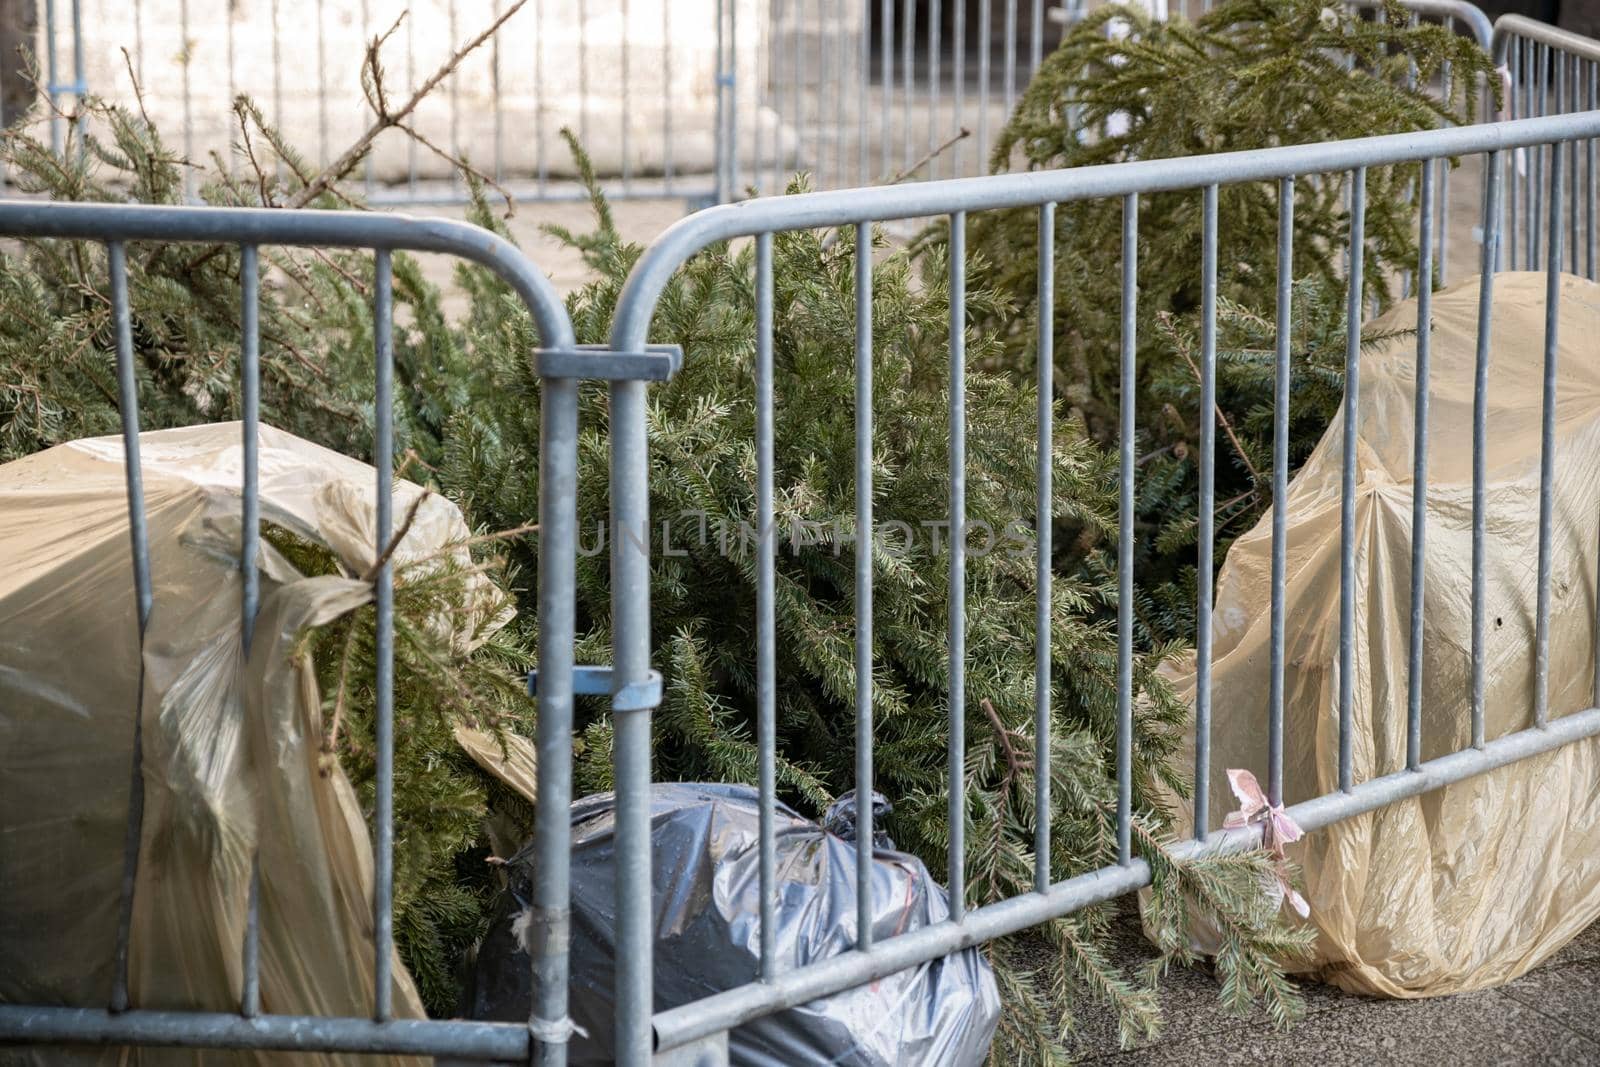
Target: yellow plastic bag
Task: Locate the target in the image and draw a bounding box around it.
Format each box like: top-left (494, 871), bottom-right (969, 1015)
top-left (0, 422), bottom-right (535, 1063)
top-left (1154, 273), bottom-right (1600, 996)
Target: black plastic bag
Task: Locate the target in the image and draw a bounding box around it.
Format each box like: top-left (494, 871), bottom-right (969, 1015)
top-left (465, 782), bottom-right (1000, 1066)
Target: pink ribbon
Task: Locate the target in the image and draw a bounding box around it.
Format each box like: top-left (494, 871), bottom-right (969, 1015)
top-left (1223, 768), bottom-right (1309, 918)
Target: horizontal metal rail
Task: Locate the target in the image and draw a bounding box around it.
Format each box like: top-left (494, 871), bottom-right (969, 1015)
top-left (0, 1008), bottom-right (529, 1060)
top-left (652, 705), bottom-right (1600, 1050)
top-left (616, 110), bottom-right (1600, 341)
top-left (1496, 14), bottom-right (1600, 63)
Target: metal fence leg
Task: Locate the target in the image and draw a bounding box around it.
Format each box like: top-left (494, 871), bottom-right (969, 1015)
top-left (654, 1032), bottom-right (730, 1067)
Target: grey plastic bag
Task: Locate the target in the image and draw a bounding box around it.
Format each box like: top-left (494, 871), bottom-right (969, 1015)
top-left (465, 782), bottom-right (1000, 1066)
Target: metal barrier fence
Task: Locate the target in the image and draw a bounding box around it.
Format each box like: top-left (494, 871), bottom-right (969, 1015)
top-left (0, 203), bottom-right (587, 1062)
top-left (36, 0), bottom-right (746, 206)
top-left (1497, 15), bottom-right (1600, 279)
top-left (3, 11), bottom-right (1600, 1067)
top-left (750, 0), bottom-right (1496, 197)
top-left (30, 0), bottom-right (1500, 208)
top-left (608, 106), bottom-right (1600, 1064)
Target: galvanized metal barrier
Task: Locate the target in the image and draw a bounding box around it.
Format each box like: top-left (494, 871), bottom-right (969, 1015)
top-left (31, 0), bottom-right (1499, 209)
top-left (39, 0), bottom-right (742, 207)
top-left (748, 0), bottom-right (1496, 197)
top-left (4, 13), bottom-right (1600, 1067)
top-left (1495, 15), bottom-right (1600, 279)
top-left (606, 106), bottom-right (1600, 1064)
top-left (0, 203), bottom-right (587, 1062)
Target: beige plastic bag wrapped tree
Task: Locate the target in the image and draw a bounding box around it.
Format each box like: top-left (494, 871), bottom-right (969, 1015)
top-left (1157, 272), bottom-right (1600, 996)
top-left (0, 422), bottom-right (535, 1064)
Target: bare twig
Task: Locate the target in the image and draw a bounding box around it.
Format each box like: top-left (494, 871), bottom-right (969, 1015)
top-left (235, 101), bottom-right (276, 207)
top-left (394, 120), bottom-right (516, 216)
top-left (120, 48), bottom-right (153, 130)
top-left (980, 697), bottom-right (1034, 787)
top-left (286, 0), bottom-right (528, 211)
top-left (1176, 344), bottom-right (1262, 484)
top-left (394, 522), bottom-right (540, 574)
top-left (320, 621), bottom-right (363, 774)
top-left (361, 489), bottom-right (431, 583)
top-left (818, 127), bottom-right (972, 253)
top-left (880, 126), bottom-right (972, 186)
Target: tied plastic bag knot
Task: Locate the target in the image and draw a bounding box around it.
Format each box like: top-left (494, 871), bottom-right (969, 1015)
top-left (1222, 768), bottom-right (1308, 918)
top-left (528, 1014), bottom-right (589, 1045)
top-left (823, 789), bottom-right (896, 848)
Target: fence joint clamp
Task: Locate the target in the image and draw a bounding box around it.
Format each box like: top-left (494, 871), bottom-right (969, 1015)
top-left (535, 343), bottom-right (683, 382)
top-left (528, 665), bottom-right (663, 713)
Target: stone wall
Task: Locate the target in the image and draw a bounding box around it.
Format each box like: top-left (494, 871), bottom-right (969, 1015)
top-left (46, 0), bottom-right (837, 183)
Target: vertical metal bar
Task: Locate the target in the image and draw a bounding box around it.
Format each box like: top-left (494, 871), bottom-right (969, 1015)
top-left (1195, 184), bottom-right (1218, 837)
top-left (1473, 150), bottom-right (1503, 750)
top-left (1408, 163), bottom-right (1434, 772)
top-left (448, 0), bottom-right (461, 195)
top-left (317, 0), bottom-right (329, 167)
top-left (1511, 40), bottom-right (1522, 272)
top-left (1269, 178), bottom-right (1293, 807)
top-left (1557, 51), bottom-right (1571, 275)
top-left (70, 0), bottom-right (84, 162)
top-left (819, 0), bottom-right (829, 189)
top-left (1030, 0), bottom-right (1043, 75)
top-left (880, 0), bottom-right (892, 178)
top-left (930, 0), bottom-right (941, 179)
top-left (796, 0), bottom-right (808, 193)
top-left (715, 0), bottom-right (727, 203)
top-left (133, 0), bottom-right (144, 85)
top-left (578, 0), bottom-right (590, 185)
top-left (1569, 55), bottom-right (1578, 276)
top-left (1438, 154), bottom-right (1451, 288)
top-left (239, 244), bottom-right (263, 1019)
top-left (1535, 132), bottom-right (1565, 730)
top-left (661, 0), bottom-right (672, 194)
top-left (903, 0), bottom-right (915, 171)
top-left (491, 0), bottom-right (504, 185)
top-left (1117, 193), bottom-right (1137, 861)
top-left (1003, 0), bottom-right (1017, 118)
top-left (755, 235), bottom-right (777, 980)
top-left (372, 248), bottom-right (395, 1023)
top-left (954, 0), bottom-right (966, 177)
top-left (108, 241), bottom-right (151, 1016)
top-left (271, 0), bottom-right (283, 183)
top-left (1439, 49), bottom-right (1452, 287)
top-left (1535, 42), bottom-right (1546, 269)
top-left (769, 0), bottom-right (782, 196)
top-left (859, 0), bottom-right (869, 184)
top-left (45, 0), bottom-right (60, 156)
top-left (240, 246), bottom-right (261, 660)
top-left (611, 380), bottom-right (653, 1067)
top-left (854, 222), bottom-right (875, 950)
top-left (174, 0), bottom-right (191, 199)
top-left (727, 0), bottom-right (739, 197)
top-left (833, 0), bottom-right (847, 189)
top-left (621, 0), bottom-right (631, 191)
top-left (536, 0), bottom-right (548, 193)
top-left (947, 213), bottom-right (967, 919)
top-left (1339, 169), bottom-right (1366, 794)
top-left (1034, 201), bottom-right (1054, 892)
top-left (1590, 62), bottom-right (1597, 282)
top-left (405, 0), bottom-right (417, 197)
top-left (530, 346), bottom-right (578, 1067)
top-left (978, 0), bottom-right (991, 171)
top-left (360, 0), bottom-right (374, 195)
